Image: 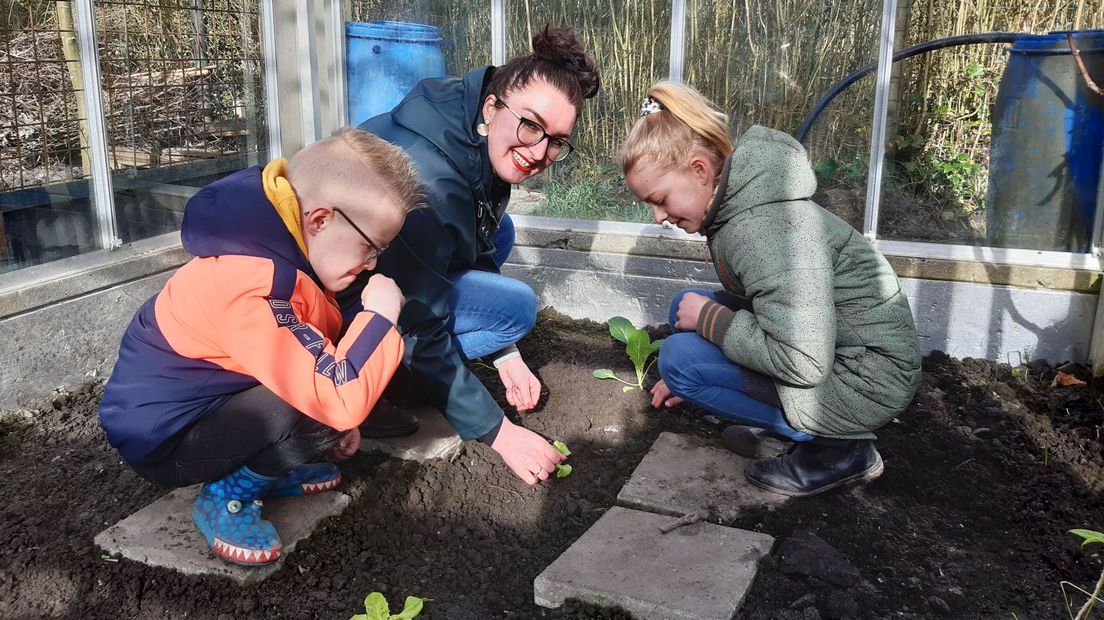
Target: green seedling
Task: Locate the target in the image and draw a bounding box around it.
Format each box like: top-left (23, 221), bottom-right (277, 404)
top-left (351, 592), bottom-right (430, 620)
top-left (593, 316), bottom-right (663, 392)
top-left (1061, 529), bottom-right (1104, 620)
top-left (552, 439), bottom-right (573, 478)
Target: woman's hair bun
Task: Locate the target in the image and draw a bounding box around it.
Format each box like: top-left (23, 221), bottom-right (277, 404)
top-left (531, 26), bottom-right (600, 100)
top-left (488, 25), bottom-right (600, 107)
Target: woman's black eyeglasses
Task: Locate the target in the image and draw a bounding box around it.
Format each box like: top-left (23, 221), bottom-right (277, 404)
top-left (332, 207), bottom-right (387, 265)
top-left (494, 99), bottom-right (574, 162)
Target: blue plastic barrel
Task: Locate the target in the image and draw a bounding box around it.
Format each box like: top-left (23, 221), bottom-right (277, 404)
top-left (346, 21), bottom-right (446, 127)
top-left (987, 30), bottom-right (1104, 252)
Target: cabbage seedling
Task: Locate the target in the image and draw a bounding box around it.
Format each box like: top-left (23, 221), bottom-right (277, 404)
top-left (552, 440), bottom-right (573, 478)
top-left (593, 316), bottom-right (664, 392)
top-left (351, 592), bottom-right (430, 620)
top-left (1062, 529), bottom-right (1104, 619)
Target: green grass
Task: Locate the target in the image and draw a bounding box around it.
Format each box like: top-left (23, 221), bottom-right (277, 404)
top-left (524, 161), bottom-right (653, 224)
top-left (535, 181), bottom-right (653, 223)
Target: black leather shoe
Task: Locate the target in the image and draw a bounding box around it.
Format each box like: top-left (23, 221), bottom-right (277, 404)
top-left (359, 400), bottom-right (420, 439)
top-left (744, 437), bottom-right (883, 497)
top-left (721, 425), bottom-right (795, 459)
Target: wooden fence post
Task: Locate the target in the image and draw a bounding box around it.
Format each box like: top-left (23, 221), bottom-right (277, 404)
top-left (884, 0), bottom-right (912, 169)
top-left (55, 0), bottom-right (92, 175)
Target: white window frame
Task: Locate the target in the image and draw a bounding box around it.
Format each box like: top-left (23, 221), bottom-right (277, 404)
top-left (261, 0), bottom-right (282, 159)
top-left (74, 0), bottom-right (118, 251)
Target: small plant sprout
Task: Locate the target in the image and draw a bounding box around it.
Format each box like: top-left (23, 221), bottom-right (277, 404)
top-left (552, 440), bottom-right (572, 478)
top-left (593, 316), bottom-right (663, 392)
top-left (351, 592), bottom-right (430, 620)
top-left (1062, 529), bottom-right (1104, 620)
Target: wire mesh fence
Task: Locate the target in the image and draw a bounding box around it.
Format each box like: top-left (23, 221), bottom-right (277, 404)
top-left (0, 2), bottom-right (86, 192)
top-left (1, 0), bottom-right (265, 192)
top-left (0, 0), bottom-right (266, 272)
top-left (96, 0), bottom-right (264, 173)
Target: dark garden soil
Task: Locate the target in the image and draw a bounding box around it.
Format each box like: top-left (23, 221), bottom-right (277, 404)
top-left (2, 310), bottom-right (1103, 619)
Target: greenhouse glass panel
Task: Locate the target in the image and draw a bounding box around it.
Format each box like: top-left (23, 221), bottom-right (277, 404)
top-left (508, 0), bottom-right (672, 224)
top-left (877, 0), bottom-right (1103, 252)
top-left (683, 0), bottom-right (883, 234)
top-left (95, 0), bottom-right (268, 246)
top-left (1, 1), bottom-right (100, 274)
top-left (345, 0), bottom-right (492, 127)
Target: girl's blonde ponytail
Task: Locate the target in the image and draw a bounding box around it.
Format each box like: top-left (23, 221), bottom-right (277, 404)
top-left (620, 81), bottom-right (733, 176)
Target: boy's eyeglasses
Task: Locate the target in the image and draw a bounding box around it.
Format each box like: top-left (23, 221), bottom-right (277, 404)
top-left (332, 207), bottom-right (388, 265)
top-left (494, 99), bottom-right (574, 162)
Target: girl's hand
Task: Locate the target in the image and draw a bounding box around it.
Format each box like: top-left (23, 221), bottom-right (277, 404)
top-left (675, 292), bottom-right (710, 330)
top-left (498, 356), bottom-right (541, 413)
top-left (650, 379), bottom-right (684, 409)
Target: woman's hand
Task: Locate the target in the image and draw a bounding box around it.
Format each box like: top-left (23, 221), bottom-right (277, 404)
top-left (650, 379), bottom-right (684, 409)
top-left (674, 292), bottom-right (710, 331)
top-left (328, 427), bottom-right (360, 461)
top-left (490, 418), bottom-right (565, 485)
top-left (498, 356), bottom-right (541, 412)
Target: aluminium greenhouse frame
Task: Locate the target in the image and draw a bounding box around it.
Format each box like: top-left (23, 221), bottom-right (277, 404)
top-left (53, 0), bottom-right (1104, 272)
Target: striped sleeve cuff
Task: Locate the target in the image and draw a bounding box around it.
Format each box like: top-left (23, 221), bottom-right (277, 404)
top-left (696, 300), bottom-right (736, 347)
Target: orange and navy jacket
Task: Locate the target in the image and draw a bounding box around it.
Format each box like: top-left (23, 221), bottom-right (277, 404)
top-left (99, 166), bottom-right (403, 463)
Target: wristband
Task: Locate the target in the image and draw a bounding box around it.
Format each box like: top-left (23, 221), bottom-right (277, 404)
top-left (492, 350), bottom-right (522, 369)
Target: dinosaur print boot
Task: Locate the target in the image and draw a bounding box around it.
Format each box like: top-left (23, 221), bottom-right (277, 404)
top-left (266, 462), bottom-right (341, 497)
top-left (193, 466), bottom-right (282, 565)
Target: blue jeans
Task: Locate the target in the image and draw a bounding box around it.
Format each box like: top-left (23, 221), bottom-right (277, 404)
top-left (659, 288), bottom-right (813, 442)
top-left (448, 214), bottom-right (537, 360)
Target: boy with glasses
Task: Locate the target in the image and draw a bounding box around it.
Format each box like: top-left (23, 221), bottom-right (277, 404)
top-left (99, 128), bottom-right (424, 565)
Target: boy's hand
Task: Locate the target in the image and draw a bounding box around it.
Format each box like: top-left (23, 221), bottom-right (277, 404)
top-left (328, 427), bottom-right (360, 461)
top-left (490, 418), bottom-right (565, 485)
top-left (498, 356), bottom-right (541, 412)
top-left (650, 379), bottom-right (684, 409)
top-left (674, 292), bottom-right (709, 330)
top-left (360, 274), bottom-right (404, 324)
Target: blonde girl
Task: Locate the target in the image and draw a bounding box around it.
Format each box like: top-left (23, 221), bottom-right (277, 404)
top-left (621, 82), bottom-right (921, 496)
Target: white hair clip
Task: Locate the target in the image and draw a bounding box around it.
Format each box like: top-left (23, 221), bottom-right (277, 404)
top-left (639, 96), bottom-right (663, 117)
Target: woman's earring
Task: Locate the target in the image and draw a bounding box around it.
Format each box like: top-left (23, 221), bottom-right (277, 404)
top-left (476, 122), bottom-right (489, 137)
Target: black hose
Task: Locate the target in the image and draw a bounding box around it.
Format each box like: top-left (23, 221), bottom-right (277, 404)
top-left (794, 32), bottom-right (1027, 143)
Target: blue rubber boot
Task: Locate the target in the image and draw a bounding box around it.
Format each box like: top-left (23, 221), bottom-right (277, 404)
top-left (193, 466), bottom-right (283, 565)
top-left (266, 463), bottom-right (341, 498)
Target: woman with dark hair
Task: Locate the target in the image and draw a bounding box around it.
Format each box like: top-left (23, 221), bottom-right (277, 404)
top-left (339, 26), bottom-right (600, 485)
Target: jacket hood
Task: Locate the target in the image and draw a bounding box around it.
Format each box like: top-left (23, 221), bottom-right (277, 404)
top-left (703, 125), bottom-right (818, 236)
top-left (389, 66), bottom-right (495, 194)
top-left (180, 166), bottom-right (314, 276)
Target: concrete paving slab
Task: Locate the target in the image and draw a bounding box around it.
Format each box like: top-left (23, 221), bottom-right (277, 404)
top-left (534, 505), bottom-right (774, 619)
top-left (358, 407), bottom-right (462, 462)
top-left (94, 485), bottom-right (349, 584)
top-left (617, 432), bottom-right (787, 522)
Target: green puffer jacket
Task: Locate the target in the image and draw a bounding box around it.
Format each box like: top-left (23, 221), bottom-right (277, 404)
top-left (696, 126), bottom-right (921, 439)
